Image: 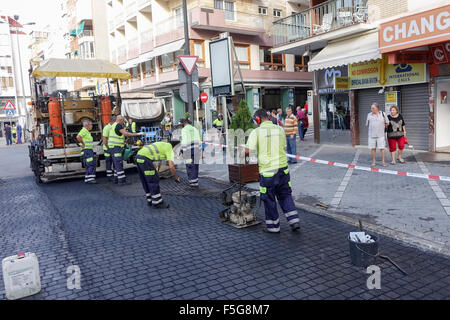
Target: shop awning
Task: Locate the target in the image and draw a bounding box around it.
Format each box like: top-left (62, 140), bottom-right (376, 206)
top-left (308, 30), bottom-right (381, 71)
top-left (32, 58), bottom-right (131, 79)
top-left (77, 21), bottom-right (85, 35)
top-left (70, 29), bottom-right (76, 36)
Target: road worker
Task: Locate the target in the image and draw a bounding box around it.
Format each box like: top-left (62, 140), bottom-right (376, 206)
top-left (102, 115), bottom-right (116, 181)
top-left (11, 124), bottom-right (17, 144)
top-left (179, 118), bottom-right (202, 188)
top-left (109, 115), bottom-right (144, 185)
top-left (136, 140), bottom-right (180, 209)
top-left (245, 109), bottom-right (300, 233)
top-left (77, 120), bottom-right (97, 184)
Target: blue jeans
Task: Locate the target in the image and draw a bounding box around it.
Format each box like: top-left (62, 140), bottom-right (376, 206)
top-left (6, 135), bottom-right (12, 145)
top-left (286, 135), bottom-right (297, 163)
top-left (298, 122), bottom-right (304, 140)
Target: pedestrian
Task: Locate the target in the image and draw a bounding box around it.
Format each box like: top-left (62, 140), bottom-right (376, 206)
top-left (296, 106), bottom-right (306, 141)
top-left (302, 107), bottom-right (309, 138)
top-left (283, 107), bottom-right (298, 164)
top-left (109, 115), bottom-right (144, 185)
top-left (102, 116), bottom-right (116, 181)
top-left (180, 118), bottom-right (202, 187)
top-left (366, 102), bottom-right (389, 167)
top-left (77, 120), bottom-right (97, 184)
top-left (213, 113), bottom-right (225, 146)
top-left (4, 124), bottom-right (12, 146)
top-left (162, 112), bottom-right (172, 139)
top-left (136, 140), bottom-right (180, 209)
top-left (126, 117), bottom-right (136, 133)
top-left (277, 108), bottom-right (284, 126)
top-left (387, 105), bottom-right (407, 164)
top-left (270, 109), bottom-right (278, 125)
top-left (16, 124), bottom-right (22, 144)
top-left (11, 124), bottom-right (17, 144)
top-left (245, 109), bottom-right (301, 233)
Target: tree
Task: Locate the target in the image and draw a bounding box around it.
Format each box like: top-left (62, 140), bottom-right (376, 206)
top-left (229, 99), bottom-right (255, 162)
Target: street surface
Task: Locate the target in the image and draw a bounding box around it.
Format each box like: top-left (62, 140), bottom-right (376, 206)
top-left (0, 143), bottom-right (449, 300)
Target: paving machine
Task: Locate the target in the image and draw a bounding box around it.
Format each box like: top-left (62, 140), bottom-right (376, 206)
top-left (28, 58), bottom-right (165, 183)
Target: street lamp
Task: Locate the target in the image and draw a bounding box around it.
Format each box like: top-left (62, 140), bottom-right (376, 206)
top-left (8, 16), bottom-right (35, 142)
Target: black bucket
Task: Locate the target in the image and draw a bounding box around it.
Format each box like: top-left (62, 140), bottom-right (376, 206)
top-left (348, 235), bottom-right (379, 267)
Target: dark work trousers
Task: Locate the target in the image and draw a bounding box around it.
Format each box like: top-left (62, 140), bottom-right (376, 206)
top-left (259, 167), bottom-right (299, 232)
top-left (104, 147), bottom-right (113, 179)
top-left (111, 146), bottom-right (125, 183)
top-left (136, 155), bottom-right (162, 206)
top-left (185, 144), bottom-right (200, 187)
top-left (83, 149), bottom-right (97, 183)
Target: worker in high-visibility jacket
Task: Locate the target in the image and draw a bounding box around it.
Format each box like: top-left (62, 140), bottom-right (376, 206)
top-left (11, 124), bottom-right (17, 144)
top-left (102, 115), bottom-right (116, 181)
top-left (108, 115), bottom-right (144, 185)
top-left (77, 120), bottom-right (97, 184)
top-left (126, 117), bottom-right (136, 133)
top-left (245, 109), bottom-right (300, 233)
top-left (180, 118), bottom-right (202, 187)
top-left (136, 141), bottom-right (180, 209)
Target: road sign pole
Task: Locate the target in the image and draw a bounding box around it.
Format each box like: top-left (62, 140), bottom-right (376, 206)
top-left (182, 0), bottom-right (194, 124)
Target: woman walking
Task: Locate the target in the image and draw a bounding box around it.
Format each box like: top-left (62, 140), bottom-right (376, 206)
top-left (387, 105), bottom-right (407, 164)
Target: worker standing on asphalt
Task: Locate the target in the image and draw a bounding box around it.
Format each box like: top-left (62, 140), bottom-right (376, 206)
top-left (213, 114), bottom-right (224, 146)
top-left (180, 118), bottom-right (202, 188)
top-left (11, 124), bottom-right (17, 144)
top-left (136, 141), bottom-right (180, 209)
top-left (109, 115), bottom-right (144, 185)
top-left (245, 109), bottom-right (300, 233)
top-left (127, 117), bottom-right (136, 133)
top-left (102, 115), bottom-right (116, 181)
top-left (77, 120), bottom-right (97, 184)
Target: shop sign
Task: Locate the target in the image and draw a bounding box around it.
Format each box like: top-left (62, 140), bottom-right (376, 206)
top-left (430, 43), bottom-right (449, 64)
top-left (385, 91), bottom-right (400, 114)
top-left (348, 60), bottom-right (380, 89)
top-left (379, 4), bottom-right (450, 53)
top-left (334, 77), bottom-right (349, 90)
top-left (385, 63), bottom-right (426, 85)
top-left (317, 66), bottom-right (348, 94)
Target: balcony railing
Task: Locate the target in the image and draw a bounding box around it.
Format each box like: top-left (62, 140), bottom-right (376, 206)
top-left (273, 0), bottom-right (368, 46)
top-left (140, 29), bottom-right (153, 53)
top-left (78, 30), bottom-right (93, 38)
top-left (128, 38), bottom-right (139, 59)
top-left (137, 0), bottom-right (151, 9)
top-left (125, 0), bottom-right (137, 18)
top-left (117, 45), bottom-right (127, 64)
top-left (115, 12), bottom-right (125, 27)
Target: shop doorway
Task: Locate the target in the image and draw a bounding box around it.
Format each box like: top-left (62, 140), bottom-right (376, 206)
top-left (436, 78), bottom-right (450, 152)
top-left (319, 93), bottom-right (351, 144)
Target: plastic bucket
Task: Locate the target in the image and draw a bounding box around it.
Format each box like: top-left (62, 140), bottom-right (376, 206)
top-left (348, 235), bottom-right (379, 267)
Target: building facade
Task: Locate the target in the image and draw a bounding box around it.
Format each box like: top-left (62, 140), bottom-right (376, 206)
top-left (272, 0), bottom-right (449, 151)
top-left (0, 16), bottom-right (31, 137)
top-left (105, 0), bottom-right (313, 126)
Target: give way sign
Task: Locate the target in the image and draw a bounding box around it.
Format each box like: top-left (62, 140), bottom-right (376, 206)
top-left (178, 55), bottom-right (199, 75)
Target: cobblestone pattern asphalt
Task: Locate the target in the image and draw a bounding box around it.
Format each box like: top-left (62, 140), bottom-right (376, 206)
top-left (1, 169), bottom-right (450, 300)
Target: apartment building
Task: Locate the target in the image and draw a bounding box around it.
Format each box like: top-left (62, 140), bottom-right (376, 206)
top-left (105, 0), bottom-right (313, 125)
top-left (0, 15), bottom-right (31, 134)
top-left (62, 0), bottom-right (109, 94)
top-left (272, 0), bottom-right (449, 152)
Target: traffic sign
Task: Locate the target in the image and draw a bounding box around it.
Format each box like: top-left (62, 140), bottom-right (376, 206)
top-left (200, 92), bottom-right (208, 103)
top-left (3, 100), bottom-right (16, 111)
top-left (180, 83), bottom-right (200, 103)
top-left (177, 55), bottom-right (199, 75)
top-left (5, 109), bottom-right (15, 118)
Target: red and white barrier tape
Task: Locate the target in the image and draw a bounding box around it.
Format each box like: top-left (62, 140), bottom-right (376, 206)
top-left (201, 141), bottom-right (450, 182)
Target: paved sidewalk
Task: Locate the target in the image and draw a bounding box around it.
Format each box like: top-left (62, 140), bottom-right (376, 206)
top-left (197, 138), bottom-right (450, 254)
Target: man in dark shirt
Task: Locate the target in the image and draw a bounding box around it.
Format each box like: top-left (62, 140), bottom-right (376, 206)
top-left (4, 124), bottom-right (12, 146)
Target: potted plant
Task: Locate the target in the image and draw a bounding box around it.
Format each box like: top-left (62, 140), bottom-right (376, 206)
top-left (227, 99), bottom-right (259, 184)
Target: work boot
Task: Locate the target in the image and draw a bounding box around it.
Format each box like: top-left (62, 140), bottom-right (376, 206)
top-left (291, 223), bottom-right (301, 232)
top-left (154, 201), bottom-right (170, 209)
top-left (262, 228), bottom-right (280, 234)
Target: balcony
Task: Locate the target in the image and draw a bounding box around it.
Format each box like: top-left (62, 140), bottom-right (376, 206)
top-left (154, 15), bottom-right (186, 47)
top-left (115, 12), bottom-right (125, 28)
top-left (125, 0), bottom-right (137, 20)
top-left (140, 29), bottom-right (153, 54)
top-left (108, 19), bottom-right (115, 33)
top-left (190, 7), bottom-right (267, 36)
top-left (273, 0), bottom-right (369, 46)
top-left (117, 45), bottom-right (127, 65)
top-left (128, 37), bottom-right (139, 59)
top-left (137, 0), bottom-right (151, 11)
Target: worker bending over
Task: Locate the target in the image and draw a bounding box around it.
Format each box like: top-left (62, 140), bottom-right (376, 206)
top-left (180, 118), bottom-right (202, 187)
top-left (102, 116), bottom-right (116, 181)
top-left (77, 120), bottom-right (97, 184)
top-left (109, 115), bottom-right (143, 185)
top-left (136, 141), bottom-right (180, 209)
top-left (245, 109), bottom-right (300, 233)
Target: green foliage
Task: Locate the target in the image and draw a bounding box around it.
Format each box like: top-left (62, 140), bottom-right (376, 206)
top-left (230, 99), bottom-right (255, 132)
top-left (184, 112), bottom-right (190, 119)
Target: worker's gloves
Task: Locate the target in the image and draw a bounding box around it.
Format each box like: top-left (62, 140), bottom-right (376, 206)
top-left (174, 177), bottom-right (181, 183)
top-left (139, 132), bottom-right (145, 136)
